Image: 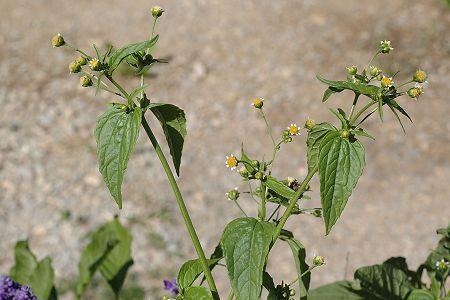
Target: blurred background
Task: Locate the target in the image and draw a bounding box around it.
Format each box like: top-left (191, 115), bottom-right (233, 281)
top-left (0, 0), bottom-right (449, 298)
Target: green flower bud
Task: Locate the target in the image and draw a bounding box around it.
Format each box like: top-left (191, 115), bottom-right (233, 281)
top-left (254, 171), bottom-right (264, 180)
top-left (313, 255), bottom-right (325, 266)
top-left (80, 75), bottom-right (93, 87)
top-left (312, 209), bottom-right (322, 218)
top-left (151, 6), bottom-right (164, 18)
top-left (370, 66), bottom-right (381, 77)
top-left (76, 56), bottom-right (88, 66)
top-left (304, 118), bottom-right (315, 130)
top-left (379, 40), bottom-right (393, 54)
top-left (51, 33), bottom-right (65, 47)
top-left (346, 66), bottom-right (357, 75)
top-left (251, 160), bottom-right (259, 168)
top-left (251, 97), bottom-right (264, 109)
top-left (238, 166), bottom-right (249, 178)
top-left (413, 69), bottom-right (427, 83)
top-left (340, 130), bottom-right (349, 138)
top-left (290, 289), bottom-right (296, 296)
top-left (407, 87), bottom-right (422, 99)
top-left (376, 74), bottom-right (383, 81)
top-left (226, 188), bottom-right (240, 201)
top-left (69, 61), bottom-right (81, 73)
top-left (89, 58), bottom-right (103, 71)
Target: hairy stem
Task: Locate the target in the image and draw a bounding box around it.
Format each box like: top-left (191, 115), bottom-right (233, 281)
top-left (272, 165), bottom-right (318, 242)
top-left (142, 117), bottom-right (219, 298)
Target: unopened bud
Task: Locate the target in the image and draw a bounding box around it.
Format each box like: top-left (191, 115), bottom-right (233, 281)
top-left (305, 118), bottom-right (315, 130)
top-left (80, 75), bottom-right (93, 87)
top-left (151, 6), bottom-right (164, 18)
top-left (413, 70), bottom-right (427, 83)
top-left (370, 66), bottom-right (381, 77)
top-left (251, 160), bottom-right (259, 168)
top-left (51, 33), bottom-right (65, 47)
top-left (238, 167), bottom-right (249, 178)
top-left (340, 130), bottom-right (349, 138)
top-left (346, 66), bottom-right (357, 76)
top-left (69, 61), bottom-right (81, 73)
top-left (313, 255), bottom-right (325, 266)
top-left (379, 40), bottom-right (393, 54)
top-left (254, 171), bottom-right (264, 180)
top-left (226, 188), bottom-right (240, 201)
top-left (76, 56), bottom-right (88, 66)
top-left (251, 97), bottom-right (264, 109)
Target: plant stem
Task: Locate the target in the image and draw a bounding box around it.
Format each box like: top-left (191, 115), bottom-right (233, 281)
top-left (289, 266), bottom-right (317, 286)
top-left (141, 117), bottom-right (219, 298)
top-left (348, 94), bottom-right (360, 121)
top-left (349, 100), bottom-right (377, 126)
top-left (272, 165), bottom-right (318, 242)
top-left (259, 182), bottom-right (267, 220)
top-left (105, 74), bottom-right (133, 106)
top-left (260, 108), bottom-right (276, 147)
top-left (234, 199), bottom-right (248, 217)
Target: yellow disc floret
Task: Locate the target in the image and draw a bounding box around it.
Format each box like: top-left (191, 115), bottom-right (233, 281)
top-left (380, 76), bottom-right (393, 88)
top-left (287, 124), bottom-right (300, 136)
top-left (225, 155), bottom-right (238, 170)
top-left (251, 97), bottom-right (264, 109)
top-left (413, 69), bottom-right (427, 83)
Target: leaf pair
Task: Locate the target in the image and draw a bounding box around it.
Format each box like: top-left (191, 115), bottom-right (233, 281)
top-left (9, 241), bottom-right (57, 300)
top-left (95, 102), bottom-right (186, 209)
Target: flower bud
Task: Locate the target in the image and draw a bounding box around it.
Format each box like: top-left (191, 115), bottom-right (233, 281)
top-left (379, 40), bottom-right (393, 54)
top-left (254, 171), bottom-right (264, 180)
top-left (251, 97), bottom-right (264, 109)
top-left (51, 33), bottom-right (65, 47)
top-left (340, 130), bottom-right (349, 138)
top-left (346, 66), bottom-right (357, 76)
top-left (89, 58), bottom-right (103, 71)
top-left (304, 118), bottom-right (315, 130)
top-left (290, 289), bottom-right (296, 296)
top-left (251, 160), bottom-right (259, 168)
top-left (376, 74), bottom-right (383, 81)
top-left (413, 70), bottom-right (427, 83)
top-left (370, 66), bottom-right (381, 77)
top-left (151, 6), bottom-right (164, 18)
top-left (80, 75), bottom-right (93, 87)
top-left (407, 87), bottom-right (422, 99)
top-left (226, 188), bottom-right (240, 201)
top-left (312, 209), bottom-right (322, 218)
top-left (313, 255), bottom-right (325, 266)
top-left (435, 259), bottom-right (449, 271)
top-left (76, 56), bottom-right (88, 66)
top-left (238, 167), bottom-right (249, 178)
top-left (69, 61), bottom-right (81, 73)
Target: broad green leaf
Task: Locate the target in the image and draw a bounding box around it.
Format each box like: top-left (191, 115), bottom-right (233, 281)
top-left (266, 176), bottom-right (296, 199)
top-left (109, 36), bottom-right (159, 71)
top-left (177, 258), bottom-right (220, 291)
top-left (355, 257), bottom-right (416, 300)
top-left (94, 104), bottom-right (142, 209)
top-left (9, 241), bottom-right (57, 300)
top-left (318, 132), bottom-right (365, 234)
top-left (306, 122), bottom-right (336, 174)
top-left (316, 75), bottom-right (380, 100)
top-left (147, 103), bottom-right (187, 176)
top-left (10, 241), bottom-right (38, 283)
top-left (76, 218), bottom-right (133, 297)
top-left (221, 217), bottom-right (274, 300)
top-left (184, 286), bottom-right (213, 300)
top-left (28, 257), bottom-right (57, 300)
top-left (309, 281), bottom-right (369, 300)
top-left (279, 230), bottom-right (310, 300)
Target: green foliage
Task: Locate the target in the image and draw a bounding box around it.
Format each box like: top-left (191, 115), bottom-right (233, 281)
top-left (177, 258), bottom-right (221, 292)
top-left (94, 104), bottom-right (142, 208)
top-left (146, 103), bottom-right (187, 176)
top-left (76, 217), bottom-right (133, 298)
top-left (407, 290), bottom-right (435, 300)
top-left (318, 131), bottom-right (365, 234)
top-left (221, 218), bottom-right (274, 300)
top-left (184, 286), bottom-right (213, 300)
top-left (306, 122), bottom-right (336, 174)
top-left (309, 281), bottom-right (368, 299)
top-left (9, 241), bottom-right (57, 300)
top-left (316, 75), bottom-right (380, 102)
top-left (108, 36), bottom-right (159, 72)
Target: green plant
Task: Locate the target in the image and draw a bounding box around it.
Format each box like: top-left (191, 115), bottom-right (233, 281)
top-left (309, 225), bottom-right (450, 300)
top-left (2, 7), bottom-right (437, 300)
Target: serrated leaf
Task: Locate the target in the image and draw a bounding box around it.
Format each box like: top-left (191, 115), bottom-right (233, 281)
top-left (9, 241), bottom-right (57, 300)
top-left (95, 104), bottom-right (142, 208)
top-left (306, 122), bottom-right (336, 174)
top-left (147, 103), bottom-right (186, 176)
top-left (355, 257), bottom-right (415, 300)
top-left (318, 131), bottom-right (365, 234)
top-left (407, 290), bottom-right (435, 300)
top-left (279, 230), bottom-right (310, 300)
top-left (220, 217), bottom-right (274, 300)
top-left (184, 286), bottom-right (213, 300)
top-left (316, 75), bottom-right (380, 100)
top-left (76, 218), bottom-right (133, 297)
top-left (309, 281), bottom-right (370, 300)
top-left (109, 36), bottom-right (159, 71)
top-left (177, 258), bottom-right (220, 291)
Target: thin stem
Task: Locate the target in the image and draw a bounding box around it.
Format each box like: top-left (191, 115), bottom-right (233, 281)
top-left (247, 181), bottom-right (259, 205)
top-left (151, 18), bottom-right (158, 39)
top-left (260, 108), bottom-right (276, 147)
top-left (66, 44), bottom-right (91, 58)
top-left (364, 51), bottom-right (380, 73)
top-left (396, 79), bottom-right (413, 89)
top-left (234, 199), bottom-right (248, 217)
top-left (259, 182), bottom-right (267, 220)
top-left (142, 117), bottom-right (219, 298)
top-left (348, 94), bottom-right (360, 121)
top-left (349, 100), bottom-right (377, 126)
top-left (272, 165), bottom-right (318, 242)
top-left (289, 266), bottom-right (317, 286)
top-left (268, 204), bottom-right (281, 221)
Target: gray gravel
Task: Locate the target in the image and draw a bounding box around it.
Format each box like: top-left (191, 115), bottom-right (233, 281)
top-left (1, 0), bottom-right (449, 298)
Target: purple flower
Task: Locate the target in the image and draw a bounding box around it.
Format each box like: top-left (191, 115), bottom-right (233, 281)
top-left (163, 278), bottom-right (179, 296)
top-left (0, 275), bottom-right (36, 300)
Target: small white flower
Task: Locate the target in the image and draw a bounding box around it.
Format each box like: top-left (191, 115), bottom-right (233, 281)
top-left (287, 123), bottom-right (301, 136)
top-left (225, 154), bottom-right (238, 170)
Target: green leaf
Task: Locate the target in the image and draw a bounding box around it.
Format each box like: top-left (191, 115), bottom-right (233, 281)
top-left (220, 217), bottom-right (274, 300)
top-left (329, 108), bottom-right (348, 129)
top-left (279, 230), bottom-right (310, 300)
top-left (306, 122), bottom-right (336, 174)
top-left (109, 36), bottom-right (159, 71)
top-left (323, 87), bottom-right (344, 102)
top-left (354, 257), bottom-right (416, 300)
top-left (147, 103), bottom-right (187, 176)
top-left (351, 128), bottom-right (375, 140)
top-left (94, 104), bottom-right (142, 208)
top-left (9, 241), bottom-right (57, 300)
top-left (177, 258), bottom-right (220, 291)
top-left (129, 84), bottom-right (150, 101)
top-left (265, 176), bottom-right (296, 199)
top-left (316, 75), bottom-right (380, 100)
top-left (77, 218), bottom-right (133, 297)
top-left (318, 132), bottom-right (365, 234)
top-left (184, 286), bottom-right (213, 300)
top-left (309, 281), bottom-right (369, 300)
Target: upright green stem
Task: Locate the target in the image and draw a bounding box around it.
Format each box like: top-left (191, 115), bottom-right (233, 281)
top-left (348, 94), bottom-right (360, 121)
top-left (349, 100), bottom-right (377, 126)
top-left (259, 182), bottom-right (267, 220)
top-left (260, 108), bottom-right (276, 147)
top-left (272, 165), bottom-right (318, 242)
top-left (142, 117), bottom-right (219, 298)
top-left (105, 74), bottom-right (133, 106)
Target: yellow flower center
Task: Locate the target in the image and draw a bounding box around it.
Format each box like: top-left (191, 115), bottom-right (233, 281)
top-left (252, 98), bottom-right (263, 108)
top-left (226, 156), bottom-right (238, 168)
top-left (381, 77), bottom-right (392, 87)
top-left (289, 125), bottom-right (299, 135)
top-left (414, 70), bottom-right (427, 83)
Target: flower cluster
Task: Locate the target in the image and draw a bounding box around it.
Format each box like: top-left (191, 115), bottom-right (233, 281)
top-left (0, 275), bottom-right (37, 300)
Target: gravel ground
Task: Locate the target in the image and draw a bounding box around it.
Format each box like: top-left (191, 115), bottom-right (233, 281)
top-left (1, 0), bottom-right (449, 298)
